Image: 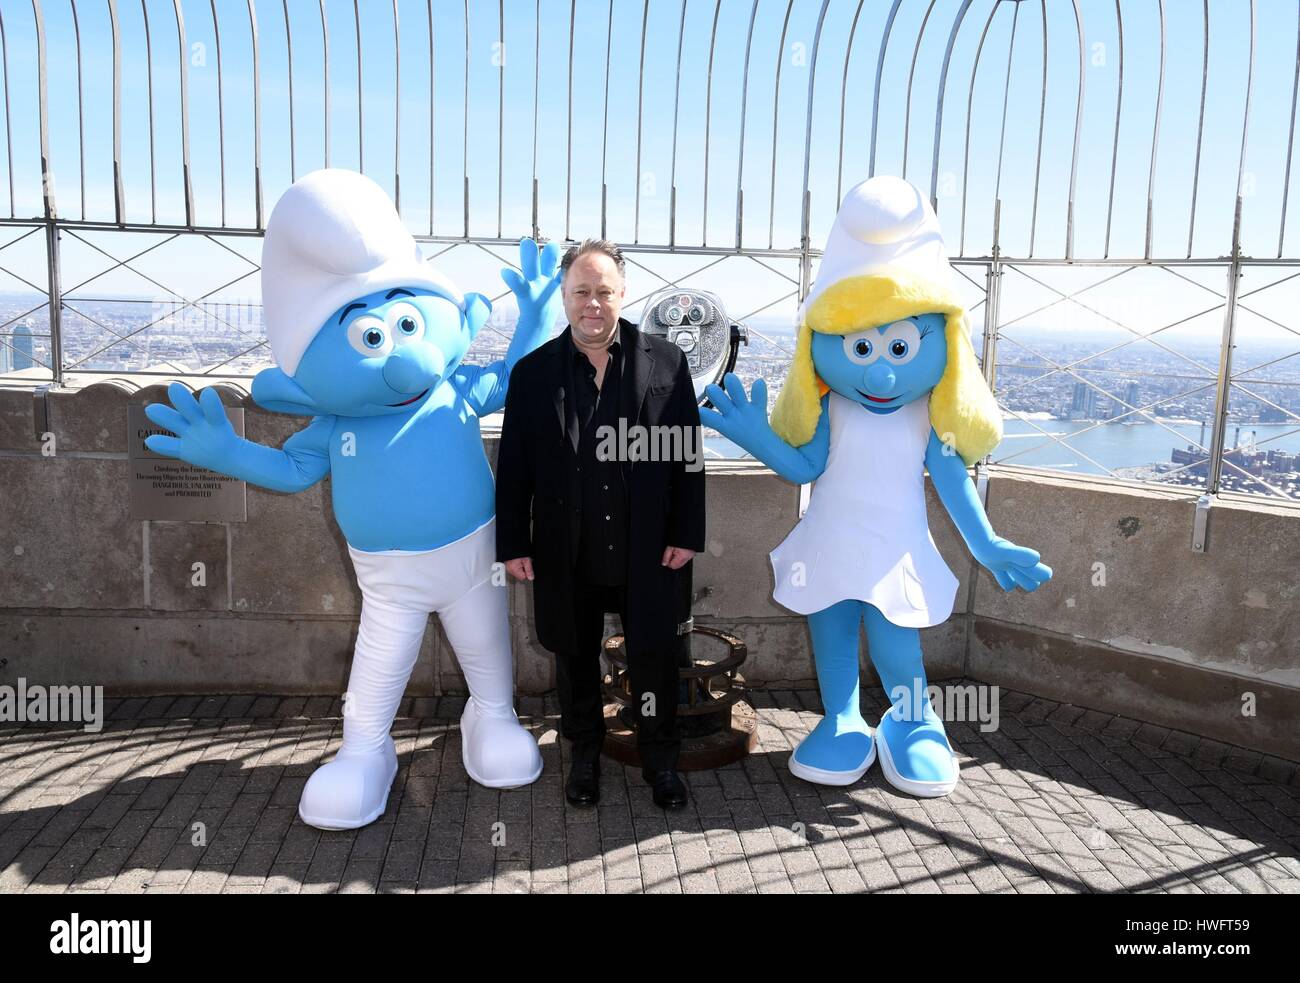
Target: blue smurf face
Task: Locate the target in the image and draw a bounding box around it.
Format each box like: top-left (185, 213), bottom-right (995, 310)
top-left (810, 312), bottom-right (948, 414)
top-left (291, 287), bottom-right (472, 416)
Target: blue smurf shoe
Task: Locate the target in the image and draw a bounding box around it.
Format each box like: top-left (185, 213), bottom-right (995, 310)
top-left (874, 700), bottom-right (959, 797)
top-left (789, 713), bottom-right (876, 786)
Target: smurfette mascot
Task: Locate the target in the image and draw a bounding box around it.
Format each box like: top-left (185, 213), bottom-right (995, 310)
top-left (144, 169), bottom-right (562, 828)
top-left (701, 176), bottom-right (1052, 796)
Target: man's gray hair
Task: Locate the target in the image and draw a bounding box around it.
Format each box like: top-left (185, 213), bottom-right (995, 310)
top-left (561, 238), bottom-right (625, 278)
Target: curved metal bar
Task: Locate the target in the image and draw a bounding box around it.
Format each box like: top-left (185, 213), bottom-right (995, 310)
top-left (902, 0), bottom-right (938, 182)
top-left (1144, 0), bottom-right (1165, 260)
top-left (248, 0), bottom-right (262, 228)
top-left (993, 0), bottom-right (1020, 203)
top-left (734, 0), bottom-right (761, 248)
top-left (282, 1), bottom-right (295, 181)
top-left (171, 1), bottom-right (194, 225)
top-left (566, 0), bottom-right (576, 240)
top-left (1103, 0), bottom-right (1123, 258)
top-left (141, 0), bottom-right (156, 223)
top-left (835, 0), bottom-right (867, 207)
top-left (1279, 2), bottom-right (1300, 257)
top-left (1236, 0), bottom-right (1255, 205)
top-left (768, 0), bottom-right (795, 249)
top-left (799, 0), bottom-right (831, 213)
top-left (798, 0), bottom-right (831, 298)
top-left (633, 0), bottom-right (649, 243)
top-left (209, 0), bottom-right (227, 226)
top-left (668, 0), bottom-right (687, 247)
top-left (1027, 0), bottom-right (1047, 256)
top-left (495, 0), bottom-right (502, 236)
top-left (463, 0), bottom-right (469, 236)
top-left (532, 0), bottom-right (540, 212)
top-left (436, 0), bottom-right (441, 234)
top-left (930, 0), bottom-right (975, 210)
top-left (599, 0), bottom-right (613, 238)
top-left (959, 0), bottom-right (1002, 255)
top-left (353, 0), bottom-right (363, 173)
top-left (70, 2), bottom-right (85, 219)
top-left (868, 0), bottom-right (904, 178)
top-left (1064, 0), bottom-right (1086, 259)
top-left (109, 0), bottom-right (123, 223)
top-left (702, 0), bottom-right (724, 246)
top-left (32, 0), bottom-right (52, 220)
top-left (319, 0), bottom-right (329, 170)
top-left (1185, 0), bottom-right (1208, 258)
top-left (394, 0), bottom-right (402, 214)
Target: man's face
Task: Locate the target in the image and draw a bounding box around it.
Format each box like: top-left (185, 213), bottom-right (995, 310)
top-left (563, 252), bottom-right (624, 344)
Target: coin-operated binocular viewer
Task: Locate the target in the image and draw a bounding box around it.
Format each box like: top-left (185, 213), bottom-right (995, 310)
top-left (637, 287), bottom-right (747, 405)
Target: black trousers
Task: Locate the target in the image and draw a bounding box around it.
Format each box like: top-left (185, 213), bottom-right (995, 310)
top-left (554, 578), bottom-right (684, 772)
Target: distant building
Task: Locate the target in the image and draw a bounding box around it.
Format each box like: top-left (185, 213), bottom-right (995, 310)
top-left (1068, 381), bottom-right (1100, 420)
top-left (7, 320), bottom-right (36, 371)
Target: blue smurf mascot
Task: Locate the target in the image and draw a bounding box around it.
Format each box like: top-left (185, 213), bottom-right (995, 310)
top-left (145, 169), bottom-right (562, 828)
top-left (701, 176), bottom-right (1052, 797)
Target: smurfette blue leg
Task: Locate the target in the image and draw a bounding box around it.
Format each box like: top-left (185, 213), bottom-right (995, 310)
top-left (863, 603), bottom-right (959, 797)
top-left (789, 600), bottom-right (876, 785)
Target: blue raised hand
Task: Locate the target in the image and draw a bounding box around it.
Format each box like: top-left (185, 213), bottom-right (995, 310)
top-left (500, 237), bottom-right (563, 361)
top-left (144, 383), bottom-right (240, 472)
top-left (700, 373), bottom-right (829, 485)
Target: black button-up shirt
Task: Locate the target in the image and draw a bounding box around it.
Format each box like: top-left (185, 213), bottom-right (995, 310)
top-left (565, 328), bottom-right (629, 586)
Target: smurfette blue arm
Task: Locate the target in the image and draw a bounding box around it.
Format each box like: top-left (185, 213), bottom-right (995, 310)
top-left (700, 375), bottom-right (830, 485)
top-left (923, 427), bottom-right (996, 560)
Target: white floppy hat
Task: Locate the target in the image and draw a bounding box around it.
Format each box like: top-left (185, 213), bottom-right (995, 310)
top-left (800, 175), bottom-right (953, 320)
top-left (260, 168), bottom-right (464, 376)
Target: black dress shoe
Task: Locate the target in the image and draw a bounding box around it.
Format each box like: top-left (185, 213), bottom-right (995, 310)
top-left (565, 761), bottom-right (600, 807)
top-left (643, 768), bottom-right (688, 810)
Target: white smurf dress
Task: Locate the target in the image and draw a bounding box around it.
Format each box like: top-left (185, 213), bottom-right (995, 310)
top-left (769, 390), bottom-right (958, 628)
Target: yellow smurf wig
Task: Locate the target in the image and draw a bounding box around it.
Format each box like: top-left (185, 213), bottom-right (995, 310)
top-left (769, 266), bottom-right (1002, 467)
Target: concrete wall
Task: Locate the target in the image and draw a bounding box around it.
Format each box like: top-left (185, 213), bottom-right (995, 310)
top-left (1, 383), bottom-right (1297, 760)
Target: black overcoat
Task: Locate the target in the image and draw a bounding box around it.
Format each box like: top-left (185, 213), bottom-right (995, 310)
top-left (495, 318), bottom-right (706, 656)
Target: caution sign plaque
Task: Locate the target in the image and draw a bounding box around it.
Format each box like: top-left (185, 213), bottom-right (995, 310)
top-left (127, 404), bottom-right (248, 522)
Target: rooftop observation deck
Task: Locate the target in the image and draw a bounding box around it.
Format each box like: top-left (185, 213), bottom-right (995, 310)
top-left (1, 0), bottom-right (1298, 894)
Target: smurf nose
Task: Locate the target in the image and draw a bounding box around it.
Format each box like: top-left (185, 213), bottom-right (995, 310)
top-left (382, 344), bottom-right (445, 395)
top-left (864, 361), bottom-right (895, 395)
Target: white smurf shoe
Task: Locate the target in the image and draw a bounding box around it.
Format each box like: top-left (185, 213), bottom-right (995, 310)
top-left (298, 735), bottom-right (399, 830)
top-left (460, 696), bottom-right (543, 789)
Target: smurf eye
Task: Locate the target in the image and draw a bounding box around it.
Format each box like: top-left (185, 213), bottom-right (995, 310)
top-left (842, 330), bottom-right (879, 365)
top-left (880, 319), bottom-right (922, 364)
top-left (386, 302), bottom-right (426, 343)
top-left (347, 314), bottom-right (393, 357)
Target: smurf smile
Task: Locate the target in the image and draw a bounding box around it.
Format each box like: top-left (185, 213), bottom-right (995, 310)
top-left (388, 388), bottom-right (430, 407)
top-left (856, 390), bottom-right (897, 403)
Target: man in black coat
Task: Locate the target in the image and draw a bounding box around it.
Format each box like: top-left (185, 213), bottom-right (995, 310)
top-left (495, 239), bottom-right (706, 810)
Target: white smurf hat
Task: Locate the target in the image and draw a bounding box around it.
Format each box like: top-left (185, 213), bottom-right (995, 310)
top-left (260, 168), bottom-right (464, 376)
top-left (799, 174), bottom-right (953, 320)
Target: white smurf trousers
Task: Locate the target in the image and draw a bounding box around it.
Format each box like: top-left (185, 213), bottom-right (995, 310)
top-left (297, 517), bottom-right (543, 830)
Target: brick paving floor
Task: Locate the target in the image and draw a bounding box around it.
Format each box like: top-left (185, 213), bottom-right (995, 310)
top-left (1, 681), bottom-right (1298, 894)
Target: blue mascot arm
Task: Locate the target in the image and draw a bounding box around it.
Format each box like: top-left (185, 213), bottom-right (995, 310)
top-left (924, 428), bottom-right (1053, 593)
top-left (454, 237), bottom-right (563, 417)
top-left (143, 382), bottom-right (331, 493)
top-left (700, 374), bottom-right (830, 485)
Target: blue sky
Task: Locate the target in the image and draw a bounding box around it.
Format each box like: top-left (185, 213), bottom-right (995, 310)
top-left (0, 0), bottom-right (1298, 335)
